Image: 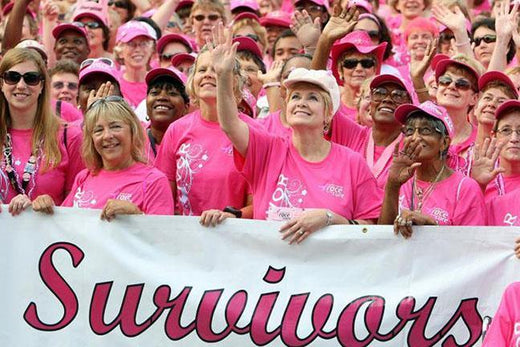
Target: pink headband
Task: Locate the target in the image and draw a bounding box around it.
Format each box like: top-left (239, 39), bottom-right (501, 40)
top-left (358, 13), bottom-right (381, 30)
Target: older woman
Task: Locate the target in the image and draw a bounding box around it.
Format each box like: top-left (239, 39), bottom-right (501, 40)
top-left (154, 43), bottom-right (255, 217)
top-left (0, 48), bottom-right (83, 214)
top-left (213, 25), bottom-right (381, 243)
top-left (379, 101), bottom-right (486, 237)
top-left (189, 0), bottom-right (227, 49)
top-left (33, 97), bottom-right (174, 218)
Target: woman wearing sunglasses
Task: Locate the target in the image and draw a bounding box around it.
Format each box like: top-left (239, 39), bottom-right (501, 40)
top-left (73, 2), bottom-right (113, 59)
top-left (471, 17), bottom-right (516, 70)
top-left (189, 0), bottom-right (227, 49)
top-left (108, 0), bottom-right (136, 23)
top-left (379, 101), bottom-right (486, 237)
top-left (434, 56), bottom-right (484, 175)
top-left (33, 97), bottom-right (174, 218)
top-left (211, 25), bottom-right (381, 241)
top-left (0, 48), bottom-right (84, 215)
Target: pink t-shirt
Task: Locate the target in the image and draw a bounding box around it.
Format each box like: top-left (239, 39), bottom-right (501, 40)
top-left (51, 99), bottom-right (83, 123)
top-left (336, 102), bottom-right (358, 123)
top-left (485, 174), bottom-right (520, 201)
top-left (256, 110), bottom-right (292, 139)
top-left (447, 126), bottom-right (477, 176)
top-left (399, 171), bottom-right (487, 225)
top-left (234, 124), bottom-right (383, 220)
top-left (0, 125), bottom-right (84, 204)
top-left (154, 110), bottom-right (254, 215)
top-left (483, 282), bottom-right (520, 346)
top-left (61, 162), bottom-right (173, 215)
top-left (487, 190), bottom-right (520, 226)
top-left (119, 77), bottom-right (148, 109)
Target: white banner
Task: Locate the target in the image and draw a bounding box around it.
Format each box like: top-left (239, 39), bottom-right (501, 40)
top-left (1, 206), bottom-right (519, 346)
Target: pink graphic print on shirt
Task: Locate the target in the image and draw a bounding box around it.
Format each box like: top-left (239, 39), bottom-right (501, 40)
top-left (176, 143), bottom-right (208, 215)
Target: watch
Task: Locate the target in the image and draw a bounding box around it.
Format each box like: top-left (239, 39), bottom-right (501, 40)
top-left (223, 206), bottom-right (242, 218)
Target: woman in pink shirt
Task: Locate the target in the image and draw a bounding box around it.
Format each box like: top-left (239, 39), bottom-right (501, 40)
top-left (482, 282), bottom-right (520, 346)
top-left (379, 101), bottom-right (486, 237)
top-left (0, 48), bottom-right (83, 215)
top-left (33, 97), bottom-right (174, 217)
top-left (213, 25), bottom-right (382, 243)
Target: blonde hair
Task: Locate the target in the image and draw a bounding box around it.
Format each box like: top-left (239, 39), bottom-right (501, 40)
top-left (186, 47), bottom-right (246, 106)
top-left (0, 48), bottom-right (61, 171)
top-left (231, 18), bottom-right (268, 54)
top-left (189, 0), bottom-right (227, 25)
top-left (286, 81), bottom-right (333, 120)
top-left (82, 100), bottom-right (146, 173)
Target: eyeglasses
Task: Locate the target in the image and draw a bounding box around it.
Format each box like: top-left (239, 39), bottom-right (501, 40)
top-left (2, 71), bottom-right (43, 86)
top-left (402, 126), bottom-right (441, 137)
top-left (473, 34), bottom-right (496, 47)
top-left (82, 21), bottom-right (102, 29)
top-left (342, 58), bottom-right (376, 69)
top-left (86, 95), bottom-right (127, 112)
top-left (437, 75), bottom-right (473, 91)
top-left (108, 0), bottom-right (128, 8)
top-left (440, 32), bottom-right (455, 42)
top-left (125, 40), bottom-right (154, 49)
top-left (371, 87), bottom-right (409, 104)
top-left (52, 81), bottom-right (78, 91)
top-left (80, 58), bottom-right (115, 71)
top-left (496, 127), bottom-right (520, 137)
top-left (234, 33), bottom-right (259, 42)
top-left (193, 14), bottom-right (220, 22)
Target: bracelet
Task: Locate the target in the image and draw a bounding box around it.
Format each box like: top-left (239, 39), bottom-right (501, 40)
top-left (415, 87), bottom-right (429, 93)
top-left (455, 39), bottom-right (470, 47)
top-left (325, 210), bottom-right (333, 226)
top-left (263, 82), bottom-right (281, 89)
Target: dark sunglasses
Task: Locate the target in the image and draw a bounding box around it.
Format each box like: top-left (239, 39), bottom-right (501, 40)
top-left (193, 14), bottom-right (220, 21)
top-left (160, 53), bottom-right (176, 61)
top-left (80, 58), bottom-right (115, 71)
top-left (87, 95), bottom-right (127, 112)
top-left (82, 21), bottom-right (102, 29)
top-left (342, 58), bottom-right (376, 69)
top-left (2, 71), bottom-right (43, 86)
top-left (52, 81), bottom-right (78, 90)
top-left (108, 0), bottom-right (128, 9)
top-left (473, 34), bottom-right (496, 47)
top-left (371, 87), bottom-right (409, 104)
top-left (438, 75), bottom-right (473, 91)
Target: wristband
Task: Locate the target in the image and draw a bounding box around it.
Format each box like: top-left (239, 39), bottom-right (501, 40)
top-left (263, 82), bottom-right (280, 89)
top-left (223, 206), bottom-right (242, 218)
top-left (415, 87), bottom-right (429, 93)
top-left (455, 39), bottom-right (470, 47)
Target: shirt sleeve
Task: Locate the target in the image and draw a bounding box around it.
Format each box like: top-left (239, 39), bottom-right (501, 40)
top-left (453, 177), bottom-right (487, 225)
top-left (141, 170), bottom-right (175, 215)
top-left (61, 169), bottom-right (88, 207)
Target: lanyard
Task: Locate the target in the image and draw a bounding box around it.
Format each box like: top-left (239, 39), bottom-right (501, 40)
top-left (366, 131), bottom-right (402, 178)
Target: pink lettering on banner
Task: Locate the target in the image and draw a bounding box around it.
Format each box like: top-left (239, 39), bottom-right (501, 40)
top-left (24, 243), bottom-right (484, 345)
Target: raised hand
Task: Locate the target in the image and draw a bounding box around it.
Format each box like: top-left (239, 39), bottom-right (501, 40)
top-left (209, 22), bottom-right (239, 76)
top-left (86, 82), bottom-right (115, 111)
top-left (291, 10), bottom-right (321, 49)
top-left (42, 0), bottom-right (59, 22)
top-left (257, 59), bottom-right (284, 85)
top-left (321, 4), bottom-right (358, 44)
top-left (431, 3), bottom-right (466, 34)
top-left (410, 38), bottom-right (437, 80)
top-left (494, 0), bottom-right (519, 41)
top-left (387, 138), bottom-right (423, 188)
top-left (471, 137), bottom-right (505, 189)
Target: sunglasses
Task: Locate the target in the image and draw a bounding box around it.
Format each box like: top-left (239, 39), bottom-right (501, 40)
top-left (52, 81), bottom-right (78, 91)
top-left (371, 87), bottom-right (409, 104)
top-left (437, 75), bottom-right (473, 91)
top-left (82, 21), bottom-right (102, 29)
top-left (87, 95), bottom-right (127, 112)
top-left (473, 34), bottom-right (496, 47)
top-left (2, 71), bottom-right (43, 86)
top-left (80, 58), bottom-right (115, 71)
top-left (160, 53), bottom-right (176, 61)
top-left (193, 14), bottom-right (220, 22)
top-left (342, 58), bottom-right (376, 69)
top-left (108, 0), bottom-right (128, 8)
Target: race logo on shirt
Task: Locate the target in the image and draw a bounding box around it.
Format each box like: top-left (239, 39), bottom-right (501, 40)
top-left (116, 193), bottom-right (133, 201)
top-left (176, 143), bottom-right (208, 215)
top-left (266, 174), bottom-right (307, 220)
top-left (504, 213), bottom-right (518, 226)
top-left (221, 144), bottom-right (234, 156)
top-left (320, 183), bottom-right (344, 199)
top-left (427, 207), bottom-right (449, 224)
top-left (72, 187), bottom-right (97, 208)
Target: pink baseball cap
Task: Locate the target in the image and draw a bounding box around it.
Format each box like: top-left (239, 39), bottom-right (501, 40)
top-left (370, 74), bottom-right (418, 104)
top-left (395, 101), bottom-right (455, 138)
top-left (171, 52), bottom-right (197, 67)
top-left (494, 100), bottom-right (520, 120)
top-left (73, 1), bottom-right (110, 28)
top-left (479, 71), bottom-right (519, 99)
top-left (146, 66), bottom-right (187, 85)
top-left (79, 58), bottom-right (120, 86)
top-left (233, 36), bottom-right (263, 60)
top-left (116, 20), bottom-right (157, 43)
top-left (176, 0), bottom-right (194, 10)
top-left (259, 11), bottom-right (292, 28)
top-left (431, 54), bottom-right (450, 71)
top-left (233, 11), bottom-right (261, 23)
top-left (435, 58), bottom-right (480, 91)
top-left (351, 0), bottom-right (372, 13)
top-left (52, 22), bottom-right (89, 41)
top-left (2, 2), bottom-right (36, 19)
top-left (157, 33), bottom-right (194, 54)
top-left (231, 0), bottom-right (259, 12)
top-left (330, 31), bottom-right (387, 84)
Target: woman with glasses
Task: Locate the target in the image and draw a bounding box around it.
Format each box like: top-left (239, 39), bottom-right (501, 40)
top-left (73, 2), bottom-right (113, 59)
top-left (189, 0), bottom-right (226, 49)
top-left (471, 17), bottom-right (516, 70)
top-left (211, 25), bottom-right (381, 241)
top-left (116, 20), bottom-right (157, 109)
top-left (49, 60), bottom-right (80, 108)
top-left (0, 48), bottom-right (84, 215)
top-left (353, 13), bottom-right (396, 69)
top-left (33, 96), bottom-right (174, 217)
top-left (379, 101), bottom-right (486, 236)
top-left (108, 0), bottom-right (136, 23)
top-left (231, 13), bottom-right (268, 56)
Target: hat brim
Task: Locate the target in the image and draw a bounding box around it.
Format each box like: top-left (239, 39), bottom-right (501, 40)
top-left (435, 59), bottom-right (480, 91)
top-left (479, 71), bottom-right (519, 99)
top-left (495, 99), bottom-right (520, 120)
top-left (52, 25), bottom-right (87, 40)
top-left (146, 68), bottom-right (186, 85)
top-left (259, 17), bottom-right (291, 28)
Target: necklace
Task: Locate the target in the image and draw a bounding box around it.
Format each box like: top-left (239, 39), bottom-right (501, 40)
top-left (411, 165), bottom-right (446, 211)
top-left (1, 133), bottom-right (41, 200)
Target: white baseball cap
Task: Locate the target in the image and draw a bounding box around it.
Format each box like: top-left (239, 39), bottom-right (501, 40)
top-left (283, 68), bottom-right (341, 115)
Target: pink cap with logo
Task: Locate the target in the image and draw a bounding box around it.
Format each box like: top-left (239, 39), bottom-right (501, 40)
top-left (232, 11), bottom-right (261, 23)
top-left (231, 0), bottom-right (259, 12)
top-left (330, 31), bottom-right (387, 85)
top-left (394, 101), bottom-right (454, 138)
top-left (240, 88), bottom-right (258, 118)
top-left (73, 0), bottom-right (110, 27)
top-left (351, 0), bottom-right (372, 13)
top-left (259, 11), bottom-right (292, 28)
top-left (434, 58), bottom-right (481, 91)
top-left (116, 20), bottom-right (157, 43)
top-left (146, 66), bottom-right (187, 85)
top-left (52, 22), bottom-right (89, 41)
top-left (79, 58), bottom-right (120, 85)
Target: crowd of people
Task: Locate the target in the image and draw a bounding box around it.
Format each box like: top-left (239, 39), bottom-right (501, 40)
top-left (2, 0), bottom-right (520, 341)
